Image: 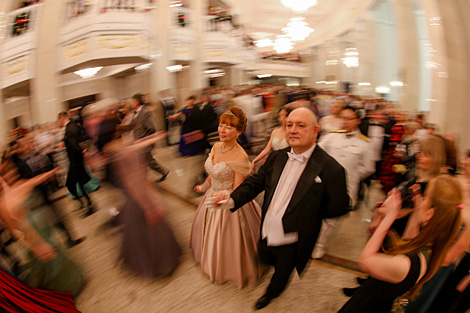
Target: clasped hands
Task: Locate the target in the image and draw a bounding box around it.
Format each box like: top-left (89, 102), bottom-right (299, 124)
top-left (207, 190), bottom-right (231, 212)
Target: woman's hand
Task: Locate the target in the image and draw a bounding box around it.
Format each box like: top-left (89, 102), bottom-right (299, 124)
top-left (31, 242), bottom-right (56, 262)
top-left (210, 190), bottom-right (231, 208)
top-left (251, 160), bottom-right (256, 173)
top-left (377, 189), bottom-right (402, 217)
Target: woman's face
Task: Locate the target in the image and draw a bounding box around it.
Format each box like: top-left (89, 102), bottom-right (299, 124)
top-left (278, 109), bottom-right (288, 126)
top-left (416, 150), bottom-right (432, 171)
top-left (330, 103), bottom-right (341, 115)
top-left (218, 122), bottom-right (240, 143)
top-left (462, 156), bottom-right (470, 176)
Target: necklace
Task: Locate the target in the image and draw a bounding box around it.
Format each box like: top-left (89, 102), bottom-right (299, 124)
top-left (220, 143), bottom-right (236, 154)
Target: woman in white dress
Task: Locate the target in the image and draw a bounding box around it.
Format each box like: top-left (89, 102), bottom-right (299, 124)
top-left (319, 101), bottom-right (344, 134)
top-left (251, 105), bottom-right (293, 172)
top-left (191, 106), bottom-right (263, 288)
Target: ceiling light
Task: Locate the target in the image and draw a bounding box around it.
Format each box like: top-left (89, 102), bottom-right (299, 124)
top-left (257, 74), bottom-right (272, 78)
top-left (281, 0), bottom-right (317, 12)
top-left (274, 36), bottom-right (293, 54)
top-left (282, 17), bottom-right (314, 41)
top-left (255, 39), bottom-right (273, 48)
top-left (74, 67), bottom-right (103, 78)
top-left (358, 82), bottom-right (371, 86)
top-left (390, 81), bottom-right (404, 87)
top-left (375, 86), bottom-right (390, 94)
top-left (166, 65), bottom-right (183, 72)
top-left (204, 69), bottom-right (223, 74)
top-left (341, 48), bottom-right (359, 68)
top-left (135, 63), bottom-right (152, 71)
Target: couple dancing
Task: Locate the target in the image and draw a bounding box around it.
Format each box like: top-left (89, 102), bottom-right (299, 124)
top-left (191, 105), bottom-right (350, 309)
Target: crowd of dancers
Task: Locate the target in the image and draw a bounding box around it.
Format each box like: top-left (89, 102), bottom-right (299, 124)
top-left (0, 85), bottom-right (469, 312)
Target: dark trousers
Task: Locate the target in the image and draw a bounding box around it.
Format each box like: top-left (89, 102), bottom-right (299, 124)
top-left (258, 239), bottom-right (297, 298)
top-left (145, 147), bottom-right (168, 176)
top-left (66, 163), bottom-right (91, 204)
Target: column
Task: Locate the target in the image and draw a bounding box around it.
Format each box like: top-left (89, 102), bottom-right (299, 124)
top-left (373, 0), bottom-right (399, 101)
top-left (392, 0), bottom-right (420, 111)
top-left (190, 0), bottom-right (208, 92)
top-left (30, 0), bottom-right (63, 125)
top-left (150, 0), bottom-right (174, 130)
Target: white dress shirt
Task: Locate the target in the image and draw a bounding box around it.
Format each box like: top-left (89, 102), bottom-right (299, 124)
top-left (262, 144), bottom-right (316, 246)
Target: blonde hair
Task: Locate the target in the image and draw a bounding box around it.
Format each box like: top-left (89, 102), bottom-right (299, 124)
top-left (388, 175), bottom-right (462, 298)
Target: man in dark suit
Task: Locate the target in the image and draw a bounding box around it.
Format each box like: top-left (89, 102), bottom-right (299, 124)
top-left (59, 110), bottom-right (95, 216)
top-left (213, 107), bottom-right (350, 309)
top-left (131, 93), bottom-right (169, 181)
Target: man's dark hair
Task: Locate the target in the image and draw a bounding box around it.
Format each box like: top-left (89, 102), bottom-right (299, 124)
top-left (58, 111), bottom-right (68, 119)
top-left (132, 93), bottom-right (145, 106)
top-left (341, 105), bottom-right (359, 118)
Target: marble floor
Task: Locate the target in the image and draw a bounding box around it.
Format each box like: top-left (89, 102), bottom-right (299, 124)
top-left (46, 145), bottom-right (385, 312)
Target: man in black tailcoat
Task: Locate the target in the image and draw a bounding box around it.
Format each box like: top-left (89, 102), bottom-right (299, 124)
top-left (213, 107), bottom-right (350, 310)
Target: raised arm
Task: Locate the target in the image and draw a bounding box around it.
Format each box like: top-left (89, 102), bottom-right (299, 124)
top-left (359, 191), bottom-right (413, 283)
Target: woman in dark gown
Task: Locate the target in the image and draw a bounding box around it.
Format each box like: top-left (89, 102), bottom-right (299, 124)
top-left (96, 115), bottom-right (181, 276)
top-left (339, 175), bottom-right (462, 313)
top-left (168, 95), bottom-right (205, 156)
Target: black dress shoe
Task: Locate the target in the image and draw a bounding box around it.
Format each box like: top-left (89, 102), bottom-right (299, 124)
top-left (356, 277), bottom-right (367, 285)
top-left (342, 286), bottom-right (359, 297)
top-left (84, 206), bottom-right (95, 217)
top-left (67, 237), bottom-right (85, 248)
top-left (159, 171), bottom-right (169, 182)
top-left (254, 295), bottom-right (274, 310)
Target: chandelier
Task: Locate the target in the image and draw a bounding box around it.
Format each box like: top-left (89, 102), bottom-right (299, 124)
top-left (281, 0), bottom-right (317, 12)
top-left (282, 17), bottom-right (314, 41)
top-left (255, 39), bottom-right (274, 48)
top-left (274, 36), bottom-right (293, 53)
top-left (341, 48), bottom-right (359, 68)
top-left (74, 67), bottom-right (103, 78)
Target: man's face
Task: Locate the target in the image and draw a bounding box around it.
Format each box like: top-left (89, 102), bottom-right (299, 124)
top-left (340, 109), bottom-right (360, 133)
top-left (132, 98), bottom-right (139, 110)
top-left (286, 109), bottom-right (318, 152)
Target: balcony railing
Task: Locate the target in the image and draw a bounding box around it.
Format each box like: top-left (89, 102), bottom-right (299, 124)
top-left (64, 0), bottom-right (155, 20)
top-left (5, 4), bottom-right (41, 39)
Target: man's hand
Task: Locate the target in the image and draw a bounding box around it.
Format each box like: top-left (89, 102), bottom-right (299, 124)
top-left (210, 190), bottom-right (231, 207)
top-left (207, 190), bottom-right (233, 211)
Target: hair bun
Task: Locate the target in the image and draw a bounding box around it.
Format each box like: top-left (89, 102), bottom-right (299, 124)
top-left (223, 106), bottom-right (247, 132)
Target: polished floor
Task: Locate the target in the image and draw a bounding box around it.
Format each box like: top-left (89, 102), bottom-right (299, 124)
top-left (51, 145), bottom-right (384, 312)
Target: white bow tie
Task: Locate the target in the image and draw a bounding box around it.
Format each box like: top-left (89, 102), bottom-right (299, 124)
top-left (287, 152), bottom-right (305, 163)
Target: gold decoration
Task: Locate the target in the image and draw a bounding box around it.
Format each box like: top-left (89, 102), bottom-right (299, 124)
top-left (64, 40), bottom-right (90, 58)
top-left (98, 36), bottom-right (138, 49)
top-left (5, 56), bottom-right (27, 75)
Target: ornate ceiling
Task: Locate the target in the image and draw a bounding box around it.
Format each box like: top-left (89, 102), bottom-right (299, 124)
top-left (224, 0), bottom-right (376, 51)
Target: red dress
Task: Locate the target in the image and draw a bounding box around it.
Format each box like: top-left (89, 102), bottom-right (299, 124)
top-left (0, 268), bottom-right (80, 313)
top-left (379, 124), bottom-right (405, 193)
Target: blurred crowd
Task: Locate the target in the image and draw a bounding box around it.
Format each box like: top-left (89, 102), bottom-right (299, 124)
top-left (0, 84), bottom-right (469, 312)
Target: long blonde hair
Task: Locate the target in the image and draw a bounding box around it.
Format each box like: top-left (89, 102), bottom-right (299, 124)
top-left (417, 136), bottom-right (446, 181)
top-left (388, 175), bottom-right (462, 298)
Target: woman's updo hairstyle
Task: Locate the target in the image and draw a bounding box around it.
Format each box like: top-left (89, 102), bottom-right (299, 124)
top-left (220, 105), bottom-right (247, 133)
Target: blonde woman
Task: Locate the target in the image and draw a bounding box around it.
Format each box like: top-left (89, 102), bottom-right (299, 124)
top-left (339, 175), bottom-right (462, 313)
top-left (251, 106), bottom-right (293, 172)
